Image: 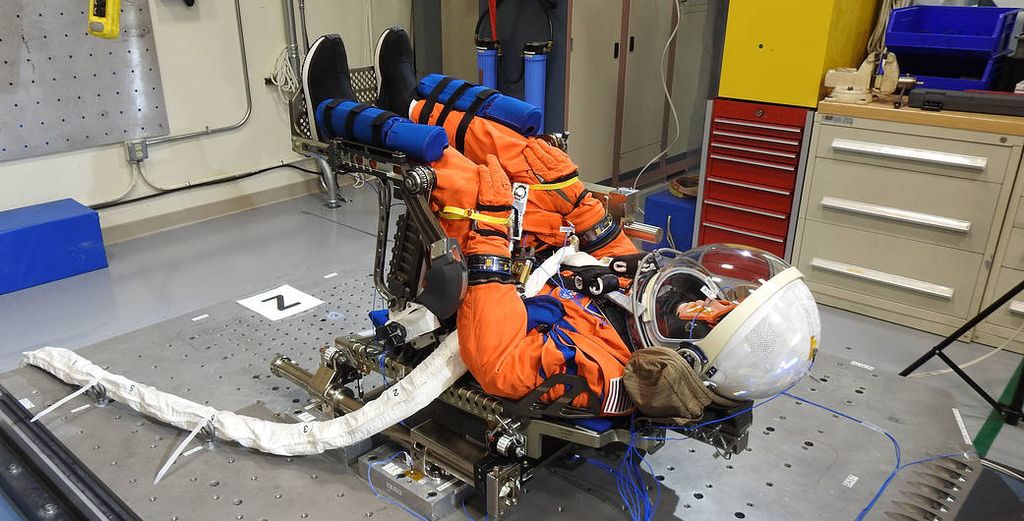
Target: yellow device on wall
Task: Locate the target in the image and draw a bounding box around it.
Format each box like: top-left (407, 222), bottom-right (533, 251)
top-left (88, 0), bottom-right (121, 39)
top-left (718, 0), bottom-right (880, 108)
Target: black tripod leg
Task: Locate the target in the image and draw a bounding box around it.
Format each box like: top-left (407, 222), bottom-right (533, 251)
top-left (1006, 367), bottom-right (1024, 426)
top-left (936, 351), bottom-right (1004, 412)
top-left (900, 278), bottom-right (1024, 377)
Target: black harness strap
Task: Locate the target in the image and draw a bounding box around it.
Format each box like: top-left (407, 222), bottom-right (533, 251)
top-left (476, 203), bottom-right (513, 213)
top-left (454, 89), bottom-right (497, 152)
top-left (320, 99), bottom-right (344, 138)
top-left (342, 103), bottom-right (372, 139)
top-left (417, 77), bottom-right (456, 124)
top-left (370, 111), bottom-right (397, 146)
top-left (435, 83), bottom-right (473, 126)
top-left (572, 187), bottom-right (592, 208)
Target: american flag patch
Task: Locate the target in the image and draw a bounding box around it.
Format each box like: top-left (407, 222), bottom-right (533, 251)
top-left (602, 377), bottom-right (633, 414)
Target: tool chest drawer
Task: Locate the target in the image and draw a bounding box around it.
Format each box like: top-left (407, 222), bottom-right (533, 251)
top-left (699, 221), bottom-right (786, 257)
top-left (701, 199), bottom-right (790, 238)
top-left (804, 158), bottom-right (1000, 253)
top-left (814, 124), bottom-right (1012, 184)
top-left (702, 177), bottom-right (794, 214)
top-left (706, 154), bottom-right (796, 191)
top-left (712, 98), bottom-right (809, 130)
top-left (796, 220), bottom-right (984, 319)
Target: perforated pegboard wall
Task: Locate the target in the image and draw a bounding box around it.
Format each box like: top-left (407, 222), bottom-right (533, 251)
top-left (350, 66), bottom-right (377, 104)
top-left (0, 0), bottom-right (168, 162)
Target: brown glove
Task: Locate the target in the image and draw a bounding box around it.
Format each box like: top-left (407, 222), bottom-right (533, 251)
top-left (623, 347), bottom-right (718, 425)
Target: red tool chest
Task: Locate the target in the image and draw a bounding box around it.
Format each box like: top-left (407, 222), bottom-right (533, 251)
top-left (694, 98), bottom-right (813, 259)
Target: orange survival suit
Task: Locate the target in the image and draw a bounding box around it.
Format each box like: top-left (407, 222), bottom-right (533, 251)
top-left (411, 99), bottom-right (639, 415)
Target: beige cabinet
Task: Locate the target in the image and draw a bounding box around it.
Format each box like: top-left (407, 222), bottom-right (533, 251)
top-left (792, 108), bottom-right (1024, 342)
top-left (618, 1), bottom-right (674, 173)
top-left (566, 0), bottom-right (725, 185)
top-left (566, 1), bottom-right (623, 183)
top-left (975, 167), bottom-right (1024, 353)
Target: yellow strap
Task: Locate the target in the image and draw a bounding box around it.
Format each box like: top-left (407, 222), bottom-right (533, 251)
top-left (530, 176), bottom-right (579, 191)
top-left (440, 206), bottom-right (510, 226)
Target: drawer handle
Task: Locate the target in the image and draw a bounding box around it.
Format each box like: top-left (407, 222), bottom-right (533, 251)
top-left (714, 117), bottom-right (802, 134)
top-left (809, 257), bottom-right (955, 300)
top-left (831, 138), bottom-right (988, 171)
top-left (820, 196), bottom-right (971, 233)
top-left (1010, 300), bottom-right (1024, 316)
top-left (710, 154), bottom-right (794, 172)
top-left (707, 177), bottom-right (791, 196)
top-left (705, 200), bottom-right (787, 219)
top-left (713, 130), bottom-right (800, 147)
top-left (703, 222), bottom-right (785, 243)
top-left (711, 142), bottom-right (797, 159)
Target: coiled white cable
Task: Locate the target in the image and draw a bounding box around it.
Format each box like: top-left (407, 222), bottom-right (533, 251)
top-left (270, 46), bottom-right (300, 103)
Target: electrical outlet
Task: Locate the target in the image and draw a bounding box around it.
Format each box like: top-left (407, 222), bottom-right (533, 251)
top-left (125, 140), bottom-right (148, 162)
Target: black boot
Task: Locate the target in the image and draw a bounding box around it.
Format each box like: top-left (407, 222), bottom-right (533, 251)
top-left (302, 34), bottom-right (356, 141)
top-left (374, 26), bottom-right (418, 117)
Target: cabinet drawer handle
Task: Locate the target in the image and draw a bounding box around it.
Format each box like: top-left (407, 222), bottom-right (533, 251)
top-left (809, 257), bottom-right (954, 300)
top-left (707, 177), bottom-right (791, 196)
top-left (1010, 300), bottom-right (1024, 315)
top-left (711, 142), bottom-right (797, 159)
top-left (710, 154), bottom-right (794, 172)
top-left (713, 130), bottom-right (800, 147)
top-left (714, 117), bottom-right (802, 133)
top-left (831, 138), bottom-right (988, 171)
top-left (703, 222), bottom-right (784, 243)
top-left (705, 200), bottom-right (787, 219)
top-left (820, 196), bottom-right (971, 233)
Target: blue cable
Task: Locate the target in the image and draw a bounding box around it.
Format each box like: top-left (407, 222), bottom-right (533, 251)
top-left (366, 451), bottom-right (430, 521)
top-left (782, 391), bottom-right (974, 521)
top-left (780, 391), bottom-right (901, 521)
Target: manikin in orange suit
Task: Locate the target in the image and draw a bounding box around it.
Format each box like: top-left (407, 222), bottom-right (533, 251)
top-left (401, 99), bottom-right (641, 415)
top-left (368, 27), bottom-right (641, 415)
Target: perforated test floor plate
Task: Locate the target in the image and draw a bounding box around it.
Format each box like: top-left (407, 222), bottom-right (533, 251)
top-left (0, 267), bottom-right (980, 520)
top-left (0, 0), bottom-right (168, 162)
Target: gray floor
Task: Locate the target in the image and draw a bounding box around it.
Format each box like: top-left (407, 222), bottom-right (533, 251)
top-left (1, 191), bottom-right (1021, 470)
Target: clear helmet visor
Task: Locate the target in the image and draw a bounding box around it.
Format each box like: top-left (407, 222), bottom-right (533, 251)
top-left (637, 244), bottom-right (820, 400)
top-left (705, 276), bottom-right (820, 400)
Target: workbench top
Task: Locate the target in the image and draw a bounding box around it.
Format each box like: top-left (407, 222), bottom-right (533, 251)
top-left (817, 98), bottom-right (1024, 136)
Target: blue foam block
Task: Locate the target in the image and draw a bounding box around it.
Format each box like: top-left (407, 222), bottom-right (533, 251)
top-left (643, 190), bottom-right (696, 251)
top-left (0, 199), bottom-right (108, 295)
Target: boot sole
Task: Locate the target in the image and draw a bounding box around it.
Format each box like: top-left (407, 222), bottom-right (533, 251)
top-left (301, 35), bottom-right (328, 142)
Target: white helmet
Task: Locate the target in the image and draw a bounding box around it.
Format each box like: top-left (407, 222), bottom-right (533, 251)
top-left (628, 244), bottom-right (820, 400)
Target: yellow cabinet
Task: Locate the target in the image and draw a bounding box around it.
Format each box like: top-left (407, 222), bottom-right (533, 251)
top-left (719, 0), bottom-right (879, 108)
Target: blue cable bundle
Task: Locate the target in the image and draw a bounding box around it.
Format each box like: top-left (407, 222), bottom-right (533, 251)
top-left (417, 74), bottom-right (543, 137)
top-left (315, 99), bottom-right (449, 163)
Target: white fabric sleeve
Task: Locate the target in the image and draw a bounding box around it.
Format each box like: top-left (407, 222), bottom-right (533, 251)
top-left (22, 334), bottom-right (466, 456)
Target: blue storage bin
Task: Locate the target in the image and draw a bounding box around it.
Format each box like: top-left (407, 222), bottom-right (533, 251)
top-left (886, 6), bottom-right (1019, 57)
top-left (900, 52), bottom-right (1005, 91)
top-left (0, 199), bottom-right (108, 295)
top-left (643, 190), bottom-right (696, 252)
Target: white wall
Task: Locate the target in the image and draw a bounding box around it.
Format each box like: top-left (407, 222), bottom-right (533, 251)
top-left (0, 0), bottom-right (410, 242)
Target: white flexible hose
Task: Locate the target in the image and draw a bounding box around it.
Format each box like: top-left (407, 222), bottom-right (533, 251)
top-left (908, 320), bottom-right (1024, 378)
top-left (23, 336), bottom-right (466, 457)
